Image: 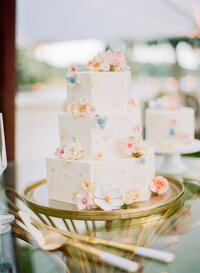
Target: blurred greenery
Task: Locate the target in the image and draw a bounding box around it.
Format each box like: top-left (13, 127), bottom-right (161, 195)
top-left (16, 49), bottom-right (86, 91)
top-left (17, 244), bottom-right (33, 273)
top-left (16, 37), bottom-right (200, 92)
top-left (16, 49), bottom-right (64, 88)
top-left (148, 37), bottom-right (200, 48)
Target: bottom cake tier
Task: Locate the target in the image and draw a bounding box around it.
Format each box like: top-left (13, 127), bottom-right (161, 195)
top-left (46, 147), bottom-right (155, 208)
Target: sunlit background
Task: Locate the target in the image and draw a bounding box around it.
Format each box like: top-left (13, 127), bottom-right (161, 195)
top-left (15, 0), bottom-right (200, 188)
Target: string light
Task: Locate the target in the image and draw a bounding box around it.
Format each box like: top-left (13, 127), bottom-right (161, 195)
top-left (84, 0), bottom-right (200, 39)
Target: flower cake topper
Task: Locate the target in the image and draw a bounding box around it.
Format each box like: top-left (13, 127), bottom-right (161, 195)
top-left (149, 96), bottom-right (181, 110)
top-left (86, 50), bottom-right (129, 72)
top-left (66, 65), bottom-right (80, 87)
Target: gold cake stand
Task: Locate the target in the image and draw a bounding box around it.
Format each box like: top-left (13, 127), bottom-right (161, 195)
top-left (22, 176), bottom-right (185, 221)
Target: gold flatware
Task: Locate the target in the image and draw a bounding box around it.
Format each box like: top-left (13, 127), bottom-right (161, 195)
top-left (19, 211), bottom-right (139, 272)
top-left (21, 211), bottom-right (175, 263)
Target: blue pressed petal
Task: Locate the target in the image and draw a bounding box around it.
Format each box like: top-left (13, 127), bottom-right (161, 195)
top-left (95, 116), bottom-right (107, 129)
top-left (169, 128), bottom-right (176, 137)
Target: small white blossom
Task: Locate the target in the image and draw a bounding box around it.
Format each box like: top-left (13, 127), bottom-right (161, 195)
top-left (94, 184), bottom-right (123, 211)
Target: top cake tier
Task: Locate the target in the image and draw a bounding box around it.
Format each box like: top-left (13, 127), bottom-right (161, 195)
top-left (66, 72), bottom-right (131, 114)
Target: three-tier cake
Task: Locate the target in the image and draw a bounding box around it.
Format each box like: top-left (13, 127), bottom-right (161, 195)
top-left (46, 51), bottom-right (161, 211)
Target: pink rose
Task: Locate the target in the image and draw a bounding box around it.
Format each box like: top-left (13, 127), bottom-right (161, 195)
top-left (76, 192), bottom-right (93, 210)
top-left (151, 176), bottom-right (169, 195)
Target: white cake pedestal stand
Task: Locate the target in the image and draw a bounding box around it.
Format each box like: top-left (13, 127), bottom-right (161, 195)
top-left (155, 139), bottom-right (200, 175)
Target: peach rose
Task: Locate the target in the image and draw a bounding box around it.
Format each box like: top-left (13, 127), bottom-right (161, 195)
top-left (151, 176), bottom-right (169, 195)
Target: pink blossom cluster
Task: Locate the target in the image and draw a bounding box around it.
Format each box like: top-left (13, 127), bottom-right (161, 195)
top-left (87, 50), bottom-right (129, 72)
top-left (120, 135), bottom-right (146, 158)
top-left (76, 191), bottom-right (93, 210)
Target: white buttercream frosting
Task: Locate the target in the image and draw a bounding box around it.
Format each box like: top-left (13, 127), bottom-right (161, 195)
top-left (46, 71), bottom-right (155, 209)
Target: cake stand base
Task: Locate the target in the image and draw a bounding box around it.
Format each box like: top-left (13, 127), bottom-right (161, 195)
top-left (22, 177), bottom-right (184, 221)
top-left (156, 139), bottom-right (200, 176)
top-left (158, 154), bottom-right (187, 175)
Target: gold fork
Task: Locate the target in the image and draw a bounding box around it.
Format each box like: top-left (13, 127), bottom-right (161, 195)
top-left (19, 211), bottom-right (139, 272)
top-left (20, 210), bottom-right (175, 263)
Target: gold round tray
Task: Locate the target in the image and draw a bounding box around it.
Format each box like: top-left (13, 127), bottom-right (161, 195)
top-left (22, 177), bottom-right (185, 221)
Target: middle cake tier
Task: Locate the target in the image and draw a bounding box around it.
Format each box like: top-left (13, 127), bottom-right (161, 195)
top-left (59, 109), bottom-right (141, 160)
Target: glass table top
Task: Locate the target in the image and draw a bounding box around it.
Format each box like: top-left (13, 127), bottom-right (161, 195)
top-left (0, 158), bottom-right (200, 273)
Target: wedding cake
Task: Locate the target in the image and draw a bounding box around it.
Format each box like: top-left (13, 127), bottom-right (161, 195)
top-left (46, 51), bottom-right (168, 211)
top-left (145, 96), bottom-right (195, 153)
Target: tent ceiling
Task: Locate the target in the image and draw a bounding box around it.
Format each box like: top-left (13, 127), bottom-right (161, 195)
top-left (16, 0), bottom-right (199, 45)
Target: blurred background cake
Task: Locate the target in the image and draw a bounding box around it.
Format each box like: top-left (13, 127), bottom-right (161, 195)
top-left (145, 96), bottom-right (195, 153)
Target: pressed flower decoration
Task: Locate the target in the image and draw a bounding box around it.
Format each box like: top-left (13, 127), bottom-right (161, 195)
top-left (75, 182), bottom-right (124, 211)
top-left (79, 96), bottom-right (88, 105)
top-left (120, 135), bottom-right (146, 158)
top-left (130, 188), bottom-right (140, 201)
top-left (76, 191), bottom-right (93, 210)
top-left (149, 96), bottom-right (180, 110)
top-left (94, 184), bottom-right (123, 211)
top-left (95, 153), bottom-right (104, 161)
top-left (86, 50), bottom-right (129, 72)
top-left (150, 176), bottom-right (169, 195)
top-left (180, 132), bottom-right (192, 144)
top-left (168, 120), bottom-right (177, 138)
top-left (133, 124), bottom-right (142, 138)
top-left (75, 175), bottom-right (169, 211)
top-left (70, 97), bottom-right (96, 117)
top-left (56, 142), bottom-right (84, 161)
top-left (66, 65), bottom-right (80, 87)
top-left (122, 193), bottom-right (133, 205)
top-left (82, 180), bottom-right (91, 190)
top-left (57, 145), bottom-right (65, 159)
top-left (75, 181), bottom-right (144, 211)
top-left (165, 119), bottom-right (192, 145)
top-left (94, 115), bottom-right (108, 129)
top-left (127, 97), bottom-right (139, 111)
